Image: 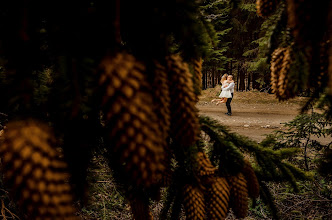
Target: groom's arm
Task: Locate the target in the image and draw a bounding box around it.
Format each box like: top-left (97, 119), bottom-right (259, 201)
top-left (223, 82), bottom-right (235, 91)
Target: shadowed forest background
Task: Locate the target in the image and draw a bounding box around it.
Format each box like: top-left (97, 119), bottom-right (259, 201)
top-left (0, 0), bottom-right (331, 219)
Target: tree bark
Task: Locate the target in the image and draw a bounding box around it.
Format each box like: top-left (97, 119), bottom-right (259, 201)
top-left (202, 70), bottom-right (206, 90)
top-left (252, 72), bottom-right (259, 89)
top-left (212, 66), bottom-right (215, 88)
top-left (247, 70), bottom-right (251, 91)
top-left (236, 62), bottom-right (239, 91)
top-left (239, 62), bottom-right (245, 91)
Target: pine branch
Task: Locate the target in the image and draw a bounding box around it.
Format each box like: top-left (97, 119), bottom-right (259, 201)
top-left (199, 115), bottom-right (312, 191)
top-left (201, 123), bottom-right (245, 175)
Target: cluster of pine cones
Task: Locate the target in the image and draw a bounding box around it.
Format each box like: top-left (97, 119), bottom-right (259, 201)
top-left (257, 0), bottom-right (331, 100)
top-left (183, 152), bottom-right (259, 220)
top-left (0, 52), bottom-right (204, 219)
top-left (98, 52), bottom-right (201, 188)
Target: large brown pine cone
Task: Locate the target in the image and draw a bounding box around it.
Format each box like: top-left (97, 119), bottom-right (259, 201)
top-left (278, 47), bottom-right (293, 100)
top-left (151, 60), bottom-right (173, 187)
top-left (99, 52), bottom-right (165, 187)
top-left (242, 160), bottom-right (260, 199)
top-left (0, 119), bottom-right (78, 220)
top-left (206, 177), bottom-right (230, 220)
top-left (227, 173), bottom-right (249, 219)
top-left (166, 55), bottom-right (200, 148)
top-left (183, 184), bottom-right (206, 220)
top-left (196, 151), bottom-right (217, 177)
top-left (270, 47), bottom-right (287, 97)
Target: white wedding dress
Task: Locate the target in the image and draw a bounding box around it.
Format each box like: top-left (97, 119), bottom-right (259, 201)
top-left (219, 82), bottom-right (232, 98)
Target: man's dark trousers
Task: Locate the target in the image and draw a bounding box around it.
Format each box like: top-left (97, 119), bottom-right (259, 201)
top-left (226, 93), bottom-right (233, 114)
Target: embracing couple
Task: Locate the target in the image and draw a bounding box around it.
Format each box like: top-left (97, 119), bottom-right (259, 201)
top-left (211, 74), bottom-right (235, 116)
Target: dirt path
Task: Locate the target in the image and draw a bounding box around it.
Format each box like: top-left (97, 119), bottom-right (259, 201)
top-left (197, 103), bottom-right (332, 148)
top-left (198, 102), bottom-right (301, 142)
top-left (197, 89), bottom-right (332, 144)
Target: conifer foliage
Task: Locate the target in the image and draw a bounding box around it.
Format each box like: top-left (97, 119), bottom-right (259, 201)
top-left (256, 0), bottom-right (332, 117)
top-left (0, 0), bottom-right (320, 219)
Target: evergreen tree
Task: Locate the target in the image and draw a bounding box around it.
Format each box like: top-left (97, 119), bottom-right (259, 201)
top-left (0, 1), bottom-right (328, 219)
top-left (200, 0), bottom-right (233, 88)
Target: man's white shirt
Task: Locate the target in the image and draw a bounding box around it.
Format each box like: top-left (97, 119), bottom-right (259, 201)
top-left (223, 82), bottom-right (235, 93)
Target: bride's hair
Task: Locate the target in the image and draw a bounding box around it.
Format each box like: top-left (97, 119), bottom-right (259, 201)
top-left (220, 74), bottom-right (228, 83)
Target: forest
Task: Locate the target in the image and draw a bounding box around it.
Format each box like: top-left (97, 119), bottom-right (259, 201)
top-left (0, 0), bottom-right (331, 219)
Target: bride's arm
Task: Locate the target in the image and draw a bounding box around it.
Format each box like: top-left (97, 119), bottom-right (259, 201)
top-left (223, 82), bottom-right (235, 91)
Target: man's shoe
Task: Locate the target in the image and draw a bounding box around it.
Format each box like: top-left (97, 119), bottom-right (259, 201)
top-left (226, 112), bottom-right (232, 116)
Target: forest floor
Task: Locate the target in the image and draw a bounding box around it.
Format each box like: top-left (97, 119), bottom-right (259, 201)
top-left (197, 86), bottom-right (332, 144)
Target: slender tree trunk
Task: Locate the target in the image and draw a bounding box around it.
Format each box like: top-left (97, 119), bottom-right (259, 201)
top-left (202, 69), bottom-right (206, 90)
top-left (236, 62), bottom-right (239, 91)
top-left (206, 70), bottom-right (209, 88)
top-left (212, 66), bottom-right (216, 88)
top-left (239, 62), bottom-right (245, 91)
top-left (252, 72), bottom-right (259, 89)
top-left (239, 63), bottom-right (246, 91)
top-left (247, 70), bottom-right (251, 91)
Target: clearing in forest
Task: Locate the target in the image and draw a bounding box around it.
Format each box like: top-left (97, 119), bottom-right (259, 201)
top-left (197, 86), bottom-right (332, 144)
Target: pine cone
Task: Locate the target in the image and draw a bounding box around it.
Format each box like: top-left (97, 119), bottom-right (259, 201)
top-left (166, 55), bottom-right (200, 148)
top-left (193, 58), bottom-right (203, 102)
top-left (99, 52), bottom-right (165, 187)
top-left (183, 184), bottom-right (205, 220)
top-left (278, 47), bottom-right (293, 100)
top-left (151, 60), bottom-right (171, 143)
top-left (151, 60), bottom-right (173, 187)
top-left (256, 0), bottom-right (279, 18)
top-left (206, 177), bottom-right (230, 220)
top-left (0, 120), bottom-right (77, 219)
top-left (242, 160), bottom-right (260, 199)
top-left (270, 47), bottom-right (287, 97)
top-left (196, 151), bottom-right (216, 177)
top-left (227, 173), bottom-right (249, 219)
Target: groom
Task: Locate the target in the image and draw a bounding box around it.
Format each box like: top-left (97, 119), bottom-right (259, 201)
top-left (223, 75), bottom-right (235, 116)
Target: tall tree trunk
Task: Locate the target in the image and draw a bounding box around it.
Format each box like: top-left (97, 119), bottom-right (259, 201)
top-left (252, 72), bottom-right (259, 89)
top-left (202, 69), bottom-right (206, 90)
top-left (212, 66), bottom-right (215, 88)
top-left (236, 62), bottom-right (239, 91)
top-left (239, 62), bottom-right (245, 91)
top-left (247, 70), bottom-right (251, 91)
